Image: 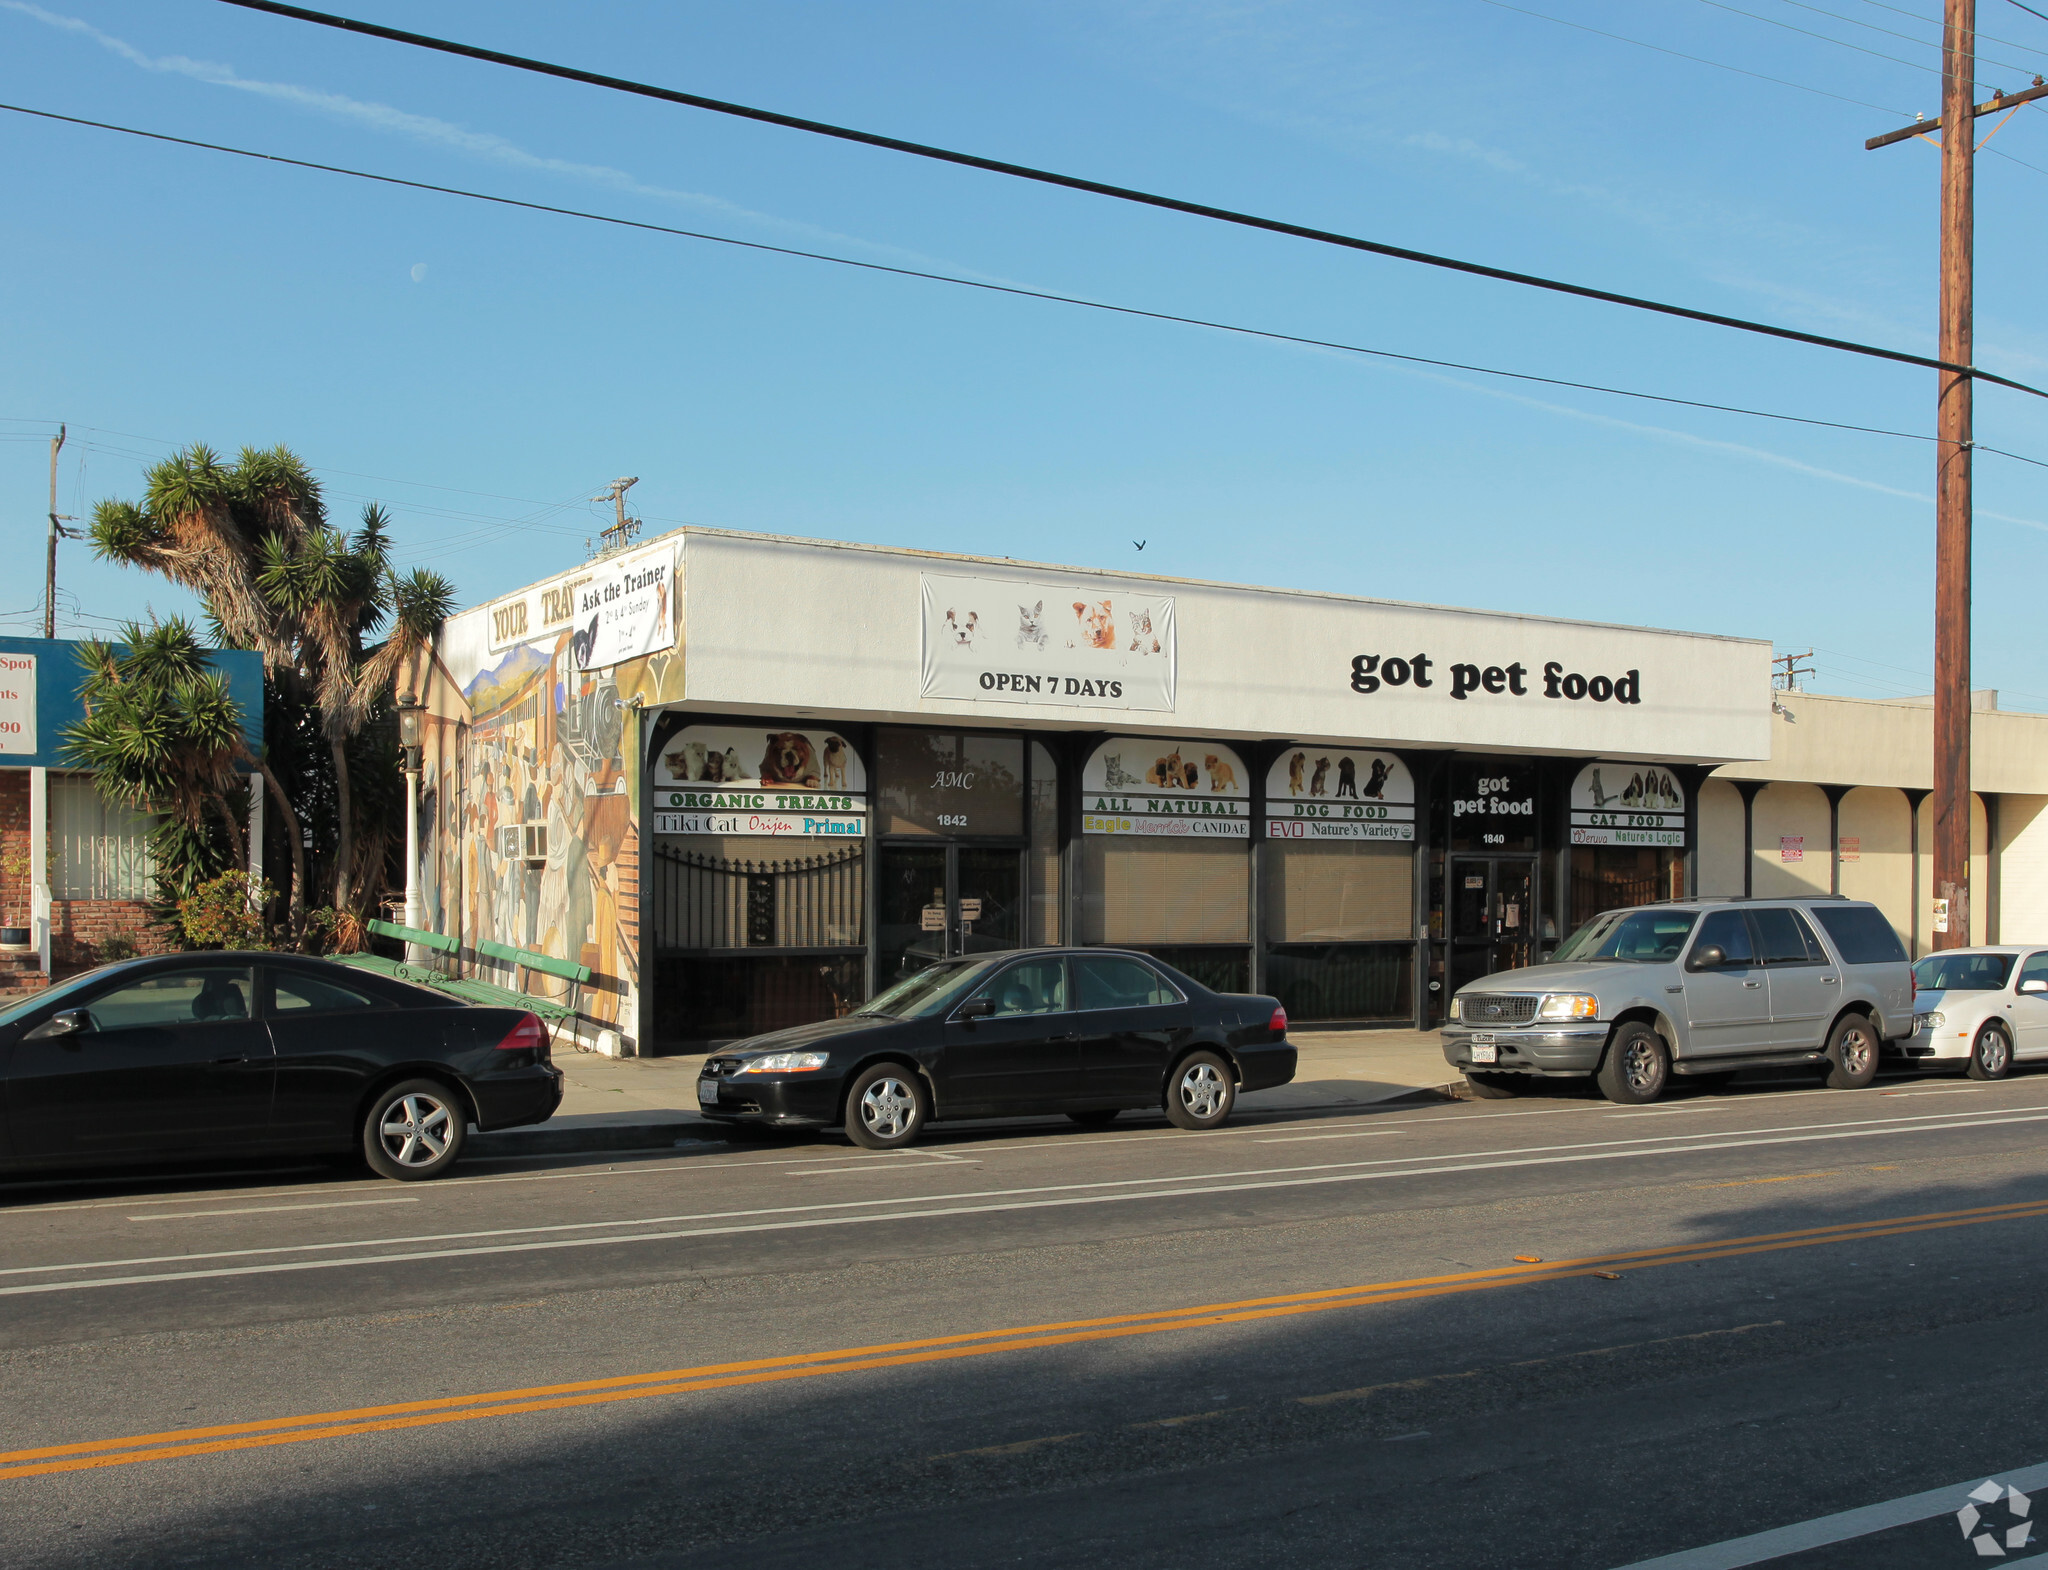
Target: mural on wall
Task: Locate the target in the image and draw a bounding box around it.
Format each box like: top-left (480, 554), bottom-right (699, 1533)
top-left (421, 541), bottom-right (686, 1042)
top-left (1264, 748), bottom-right (1415, 841)
top-left (1569, 760), bottom-right (1686, 847)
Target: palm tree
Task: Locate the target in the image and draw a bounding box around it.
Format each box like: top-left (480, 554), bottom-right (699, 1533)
top-left (91, 445), bottom-right (455, 927)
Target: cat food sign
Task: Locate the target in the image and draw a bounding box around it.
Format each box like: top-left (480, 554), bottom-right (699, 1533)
top-left (1082, 738), bottom-right (1247, 837)
top-left (1569, 760), bottom-right (1685, 847)
top-left (919, 573), bottom-right (1175, 712)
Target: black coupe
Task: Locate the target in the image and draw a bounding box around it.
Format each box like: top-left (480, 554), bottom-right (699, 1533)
top-left (698, 947), bottom-right (1296, 1148)
top-left (0, 952), bottom-right (562, 1181)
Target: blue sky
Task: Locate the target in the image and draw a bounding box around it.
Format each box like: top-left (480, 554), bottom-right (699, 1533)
top-left (3, 0), bottom-right (2046, 708)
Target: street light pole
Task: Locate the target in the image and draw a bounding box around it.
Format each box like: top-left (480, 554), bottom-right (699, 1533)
top-left (397, 691), bottom-right (424, 962)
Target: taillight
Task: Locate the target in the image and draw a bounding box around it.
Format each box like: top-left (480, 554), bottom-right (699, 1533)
top-left (496, 1012), bottom-right (549, 1057)
top-left (1269, 1005), bottom-right (1288, 1037)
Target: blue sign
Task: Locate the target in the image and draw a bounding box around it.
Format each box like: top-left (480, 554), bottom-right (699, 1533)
top-left (0, 636), bottom-right (266, 771)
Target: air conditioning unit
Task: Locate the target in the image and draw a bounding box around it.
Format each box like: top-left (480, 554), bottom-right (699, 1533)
top-left (522, 822), bottom-right (549, 864)
top-left (496, 826), bottom-right (521, 860)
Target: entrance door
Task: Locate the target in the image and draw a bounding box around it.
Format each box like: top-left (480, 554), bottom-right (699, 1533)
top-left (876, 844), bottom-right (1024, 986)
top-left (1447, 859), bottom-right (1537, 995)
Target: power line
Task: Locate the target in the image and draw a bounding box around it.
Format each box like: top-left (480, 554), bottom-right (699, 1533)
top-left (1814, 0), bottom-right (2048, 67)
top-left (210, 0), bottom-right (2048, 398)
top-left (1693, 0), bottom-right (2022, 82)
top-left (15, 99), bottom-right (2047, 468)
top-left (1854, 0), bottom-right (2048, 59)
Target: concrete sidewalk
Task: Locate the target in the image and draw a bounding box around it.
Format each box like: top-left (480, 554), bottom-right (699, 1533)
top-left (476, 1030), bottom-right (1460, 1156)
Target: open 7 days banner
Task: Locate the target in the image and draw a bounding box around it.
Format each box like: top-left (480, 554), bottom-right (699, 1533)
top-left (919, 573), bottom-right (1175, 711)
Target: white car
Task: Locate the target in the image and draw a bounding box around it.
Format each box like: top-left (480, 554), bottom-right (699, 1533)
top-left (1908, 947), bottom-right (2048, 1078)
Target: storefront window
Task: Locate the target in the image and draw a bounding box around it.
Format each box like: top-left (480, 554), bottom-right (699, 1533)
top-left (1565, 760), bottom-right (1687, 931)
top-left (1076, 738), bottom-right (1250, 958)
top-left (876, 729), bottom-right (1024, 837)
top-left (1569, 847), bottom-right (1686, 930)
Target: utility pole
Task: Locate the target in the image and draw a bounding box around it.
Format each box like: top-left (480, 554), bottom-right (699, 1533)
top-left (1772, 650), bottom-right (1815, 693)
top-left (44, 425), bottom-right (71, 639)
top-left (1865, 4), bottom-right (2048, 950)
top-left (589, 476), bottom-right (641, 558)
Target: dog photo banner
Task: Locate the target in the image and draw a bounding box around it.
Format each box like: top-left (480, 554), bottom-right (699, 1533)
top-left (568, 541), bottom-right (676, 672)
top-left (919, 573), bottom-right (1175, 711)
top-left (1265, 748), bottom-right (1414, 842)
top-left (1569, 760), bottom-right (1685, 847)
top-left (1081, 738), bottom-right (1247, 837)
top-left (652, 724), bottom-right (866, 838)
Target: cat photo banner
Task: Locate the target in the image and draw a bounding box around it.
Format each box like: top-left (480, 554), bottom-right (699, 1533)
top-left (1081, 737), bottom-right (1247, 837)
top-left (568, 541), bottom-right (676, 672)
top-left (919, 573), bottom-right (1176, 711)
top-left (1569, 759), bottom-right (1685, 847)
top-left (1265, 748), bottom-right (1415, 842)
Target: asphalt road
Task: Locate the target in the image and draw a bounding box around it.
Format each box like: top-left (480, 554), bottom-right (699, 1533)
top-left (8, 1067), bottom-right (2048, 1569)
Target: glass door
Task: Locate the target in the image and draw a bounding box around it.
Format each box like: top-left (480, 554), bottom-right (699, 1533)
top-left (1447, 858), bottom-right (1537, 995)
top-left (876, 844), bottom-right (1024, 985)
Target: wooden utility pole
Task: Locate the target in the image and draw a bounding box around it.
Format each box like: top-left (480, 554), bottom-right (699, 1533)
top-left (1865, 10), bottom-right (2048, 948)
top-left (1933, 0), bottom-right (1974, 952)
top-left (43, 424), bottom-right (66, 640)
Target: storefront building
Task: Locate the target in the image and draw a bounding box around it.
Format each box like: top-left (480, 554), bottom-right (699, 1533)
top-left (416, 528), bottom-right (1807, 1051)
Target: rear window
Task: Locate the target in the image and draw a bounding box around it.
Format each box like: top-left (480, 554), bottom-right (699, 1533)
top-left (1812, 905), bottom-right (1908, 965)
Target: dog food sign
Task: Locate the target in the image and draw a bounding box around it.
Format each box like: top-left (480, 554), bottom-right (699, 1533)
top-left (1264, 749), bottom-right (1414, 841)
top-left (919, 573), bottom-right (1175, 712)
top-left (1082, 738), bottom-right (1248, 837)
top-left (1569, 760), bottom-right (1685, 847)
top-left (653, 725), bottom-right (866, 838)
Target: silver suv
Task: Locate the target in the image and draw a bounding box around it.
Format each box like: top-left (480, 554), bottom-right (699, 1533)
top-left (1440, 898), bottom-right (1913, 1104)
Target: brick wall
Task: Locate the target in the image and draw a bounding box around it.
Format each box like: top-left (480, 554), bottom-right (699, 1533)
top-left (51, 899), bottom-right (176, 977)
top-left (0, 771), bottom-right (27, 927)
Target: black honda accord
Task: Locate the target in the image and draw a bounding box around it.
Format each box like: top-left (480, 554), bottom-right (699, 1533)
top-left (697, 947), bottom-right (1296, 1148)
top-left (0, 952), bottom-right (561, 1182)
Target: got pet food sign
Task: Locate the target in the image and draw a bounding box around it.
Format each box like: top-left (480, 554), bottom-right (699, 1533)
top-left (1569, 760), bottom-right (1685, 847)
top-left (919, 574), bottom-right (1175, 711)
top-left (1265, 749), bottom-right (1413, 841)
top-left (1082, 738), bottom-right (1247, 837)
top-left (653, 724), bottom-right (866, 838)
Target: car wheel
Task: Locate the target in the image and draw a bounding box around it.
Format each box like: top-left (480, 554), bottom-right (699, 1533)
top-left (1967, 1021), bottom-right (2013, 1081)
top-left (363, 1079), bottom-right (467, 1181)
top-left (845, 1063), bottom-right (927, 1149)
top-left (1068, 1108), bottom-right (1121, 1127)
top-left (1164, 1050), bottom-right (1236, 1130)
top-left (1824, 1013), bottom-right (1881, 1090)
top-left (1463, 1072), bottom-right (1524, 1100)
top-left (1596, 1023), bottom-right (1669, 1105)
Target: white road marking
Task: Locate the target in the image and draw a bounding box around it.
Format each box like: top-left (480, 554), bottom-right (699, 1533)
top-left (1608, 1459), bottom-right (2048, 1568)
top-left (8, 1106), bottom-right (2048, 1297)
top-left (126, 1199), bottom-right (419, 1221)
top-left (1254, 1131), bottom-right (1402, 1143)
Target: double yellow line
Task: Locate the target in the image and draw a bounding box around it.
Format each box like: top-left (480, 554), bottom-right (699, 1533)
top-left (8, 1193), bottom-right (2048, 1482)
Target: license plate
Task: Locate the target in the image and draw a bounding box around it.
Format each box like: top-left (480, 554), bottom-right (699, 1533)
top-left (1470, 1038), bottom-right (1498, 1064)
top-left (698, 1078), bottom-right (719, 1106)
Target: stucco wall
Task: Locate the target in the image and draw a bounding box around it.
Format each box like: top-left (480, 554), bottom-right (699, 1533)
top-left (1697, 778), bottom-right (1746, 897)
top-left (1999, 796), bottom-right (2048, 943)
top-left (1837, 786), bottom-right (1912, 949)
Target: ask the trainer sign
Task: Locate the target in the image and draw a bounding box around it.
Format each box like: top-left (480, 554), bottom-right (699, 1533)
top-left (919, 573), bottom-right (1175, 712)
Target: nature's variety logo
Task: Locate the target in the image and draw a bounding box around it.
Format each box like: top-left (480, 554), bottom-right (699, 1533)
top-left (1957, 1479), bottom-right (2033, 1557)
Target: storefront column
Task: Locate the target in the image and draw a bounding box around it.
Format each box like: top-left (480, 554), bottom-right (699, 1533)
top-left (1822, 784), bottom-right (1851, 897)
top-left (28, 766), bottom-right (48, 975)
top-left (1404, 750), bottom-right (1440, 1032)
top-left (1247, 743), bottom-right (1268, 996)
top-left (1673, 765), bottom-right (1712, 902)
top-left (1903, 787), bottom-right (1929, 958)
top-left (1734, 780), bottom-right (1768, 898)
top-left (1986, 794), bottom-right (2002, 943)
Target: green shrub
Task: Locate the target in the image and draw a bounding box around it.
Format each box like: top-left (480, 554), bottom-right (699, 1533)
top-left (173, 871), bottom-right (277, 951)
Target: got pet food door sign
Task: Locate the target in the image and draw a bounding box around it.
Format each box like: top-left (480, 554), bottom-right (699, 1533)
top-left (653, 725), bottom-right (867, 837)
top-left (919, 573), bottom-right (1175, 711)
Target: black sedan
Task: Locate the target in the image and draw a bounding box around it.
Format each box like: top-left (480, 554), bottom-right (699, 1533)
top-left (698, 947), bottom-right (1296, 1148)
top-left (0, 951), bottom-right (562, 1182)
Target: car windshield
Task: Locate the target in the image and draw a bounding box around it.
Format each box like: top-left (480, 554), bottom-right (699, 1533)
top-left (856, 958), bottom-right (1003, 1019)
top-left (1913, 953), bottom-right (2014, 992)
top-left (1552, 908), bottom-right (1698, 963)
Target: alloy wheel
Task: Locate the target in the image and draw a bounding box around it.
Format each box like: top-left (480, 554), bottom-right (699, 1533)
top-left (1623, 1038), bottom-right (1660, 1094)
top-left (1839, 1025), bottom-right (1875, 1077)
top-left (1982, 1029), bottom-right (2010, 1075)
top-left (1179, 1062), bottom-right (1227, 1119)
top-left (378, 1092), bottom-right (453, 1168)
top-left (860, 1077), bottom-right (917, 1139)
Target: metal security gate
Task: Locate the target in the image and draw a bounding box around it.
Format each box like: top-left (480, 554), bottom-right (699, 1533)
top-left (651, 843), bottom-right (864, 951)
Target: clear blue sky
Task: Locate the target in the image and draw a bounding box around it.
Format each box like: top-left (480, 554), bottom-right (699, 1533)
top-left (3, 0), bottom-right (2046, 708)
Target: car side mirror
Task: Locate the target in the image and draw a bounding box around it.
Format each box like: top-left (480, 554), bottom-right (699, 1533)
top-left (2022, 979), bottom-right (2048, 995)
top-left (1688, 945), bottom-right (1727, 972)
top-left (26, 1008), bottom-right (92, 1042)
top-left (956, 997), bottom-right (994, 1022)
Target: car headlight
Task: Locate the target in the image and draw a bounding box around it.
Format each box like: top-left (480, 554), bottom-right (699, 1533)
top-left (1448, 995), bottom-right (1462, 1021)
top-left (1915, 1012), bottom-right (1944, 1032)
top-left (1536, 994), bottom-right (1599, 1021)
top-left (737, 1051), bottom-right (830, 1074)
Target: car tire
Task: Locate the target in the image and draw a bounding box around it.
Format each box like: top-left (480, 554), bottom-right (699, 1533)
top-left (1164, 1050), bottom-right (1237, 1130)
top-left (1068, 1108), bottom-right (1121, 1127)
top-left (1463, 1072), bottom-right (1524, 1100)
top-left (1823, 1013), bottom-right (1881, 1090)
top-left (363, 1078), bottom-right (467, 1181)
top-left (1596, 1023), bottom-right (1670, 1105)
top-left (1967, 1021), bottom-right (2014, 1081)
top-left (845, 1063), bottom-right (928, 1149)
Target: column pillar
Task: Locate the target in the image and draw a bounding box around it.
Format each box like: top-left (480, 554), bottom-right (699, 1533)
top-left (29, 767), bottom-right (48, 975)
top-left (1733, 780), bottom-right (1768, 899)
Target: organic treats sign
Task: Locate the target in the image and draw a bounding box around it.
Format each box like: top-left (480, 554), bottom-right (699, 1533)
top-left (0, 652), bottom-right (34, 755)
top-left (653, 724), bottom-right (866, 838)
top-left (1570, 760), bottom-right (1685, 847)
top-left (566, 542), bottom-right (675, 672)
top-left (919, 573), bottom-right (1175, 711)
top-left (1265, 747), bottom-right (1413, 842)
top-left (1082, 738), bottom-right (1247, 837)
